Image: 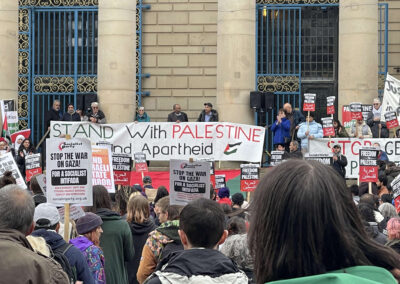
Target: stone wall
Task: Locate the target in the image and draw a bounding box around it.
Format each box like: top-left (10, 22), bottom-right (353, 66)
top-left (141, 0), bottom-right (217, 122)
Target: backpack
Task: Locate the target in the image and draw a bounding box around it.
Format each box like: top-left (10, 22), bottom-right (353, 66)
top-left (52, 243), bottom-right (77, 284)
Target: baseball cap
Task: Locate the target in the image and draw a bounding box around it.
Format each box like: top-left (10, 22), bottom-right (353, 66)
top-left (34, 203), bottom-right (60, 227)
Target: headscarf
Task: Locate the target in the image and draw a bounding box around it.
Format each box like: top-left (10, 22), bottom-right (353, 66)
top-left (13, 134), bottom-right (25, 152)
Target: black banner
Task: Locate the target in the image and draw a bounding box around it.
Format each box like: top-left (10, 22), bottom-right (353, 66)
top-left (112, 153), bottom-right (132, 171)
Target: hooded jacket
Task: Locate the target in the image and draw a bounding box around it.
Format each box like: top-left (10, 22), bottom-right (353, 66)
top-left (128, 220), bottom-right (157, 284)
top-left (70, 236), bottom-right (106, 284)
top-left (31, 229), bottom-right (94, 284)
top-left (96, 208), bottom-right (134, 284)
top-left (0, 229), bottom-right (69, 284)
top-left (144, 248), bottom-right (248, 284)
top-left (297, 121), bottom-right (323, 150)
top-left (271, 117), bottom-right (291, 145)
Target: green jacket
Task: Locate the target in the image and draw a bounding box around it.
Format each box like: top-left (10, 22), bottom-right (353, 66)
top-left (268, 266), bottom-right (396, 284)
top-left (96, 208), bottom-right (134, 284)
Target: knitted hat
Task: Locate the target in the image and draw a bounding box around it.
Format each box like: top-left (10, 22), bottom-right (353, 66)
top-left (218, 187), bottom-right (230, 199)
top-left (76, 213), bottom-right (103, 235)
top-left (232, 193), bottom-right (244, 206)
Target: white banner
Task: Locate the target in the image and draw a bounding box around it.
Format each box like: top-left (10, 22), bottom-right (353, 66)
top-left (381, 73), bottom-right (400, 122)
top-left (50, 122), bottom-right (265, 162)
top-left (310, 138), bottom-right (400, 178)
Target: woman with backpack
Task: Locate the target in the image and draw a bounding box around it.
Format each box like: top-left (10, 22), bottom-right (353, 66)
top-left (70, 213), bottom-right (106, 283)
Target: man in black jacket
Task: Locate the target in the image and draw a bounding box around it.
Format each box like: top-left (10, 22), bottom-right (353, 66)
top-left (62, 103), bottom-right (81, 121)
top-left (45, 99), bottom-right (63, 129)
top-left (197, 102), bottom-right (218, 122)
top-left (332, 144), bottom-right (347, 178)
top-left (283, 103), bottom-right (305, 141)
top-left (167, 104), bottom-right (188, 122)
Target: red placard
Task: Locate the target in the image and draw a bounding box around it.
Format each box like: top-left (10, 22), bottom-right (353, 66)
top-left (387, 119), bottom-right (399, 129)
top-left (210, 174), bottom-right (215, 188)
top-left (351, 112), bottom-right (363, 120)
top-left (323, 127), bottom-right (335, 137)
top-left (327, 105), bottom-right (335, 115)
top-left (394, 197), bottom-right (400, 214)
top-left (114, 170), bottom-right (131, 186)
top-left (26, 167), bottom-right (42, 182)
top-left (359, 166), bottom-right (378, 183)
top-left (303, 103), bottom-right (315, 112)
top-left (135, 162), bottom-right (148, 173)
top-left (240, 179), bottom-right (259, 192)
top-left (385, 112), bottom-right (399, 129)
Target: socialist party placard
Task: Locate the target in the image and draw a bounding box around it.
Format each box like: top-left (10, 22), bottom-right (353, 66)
top-left (321, 117), bottom-right (335, 137)
top-left (303, 93), bottom-right (316, 112)
top-left (112, 153), bottom-right (132, 186)
top-left (240, 164), bottom-right (259, 192)
top-left (169, 160), bottom-right (210, 206)
top-left (304, 153), bottom-right (333, 166)
top-left (359, 147), bottom-right (378, 183)
top-left (46, 138), bottom-right (92, 205)
top-left (327, 96), bottom-right (336, 115)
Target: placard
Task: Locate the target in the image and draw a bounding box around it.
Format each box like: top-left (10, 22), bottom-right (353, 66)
top-left (112, 153), bottom-right (132, 186)
top-left (197, 158), bottom-right (215, 188)
top-left (359, 147), bottom-right (378, 183)
top-left (303, 93), bottom-right (316, 112)
top-left (58, 205), bottom-right (85, 222)
top-left (304, 153), bottom-right (333, 166)
top-left (240, 164), bottom-right (259, 192)
top-left (169, 160), bottom-right (210, 206)
top-left (25, 153), bottom-right (42, 182)
top-left (36, 173), bottom-right (46, 194)
top-left (391, 174), bottom-right (400, 214)
top-left (134, 152), bottom-right (148, 173)
top-left (327, 96), bottom-right (336, 115)
top-left (384, 111), bottom-right (399, 129)
top-left (215, 174), bottom-right (226, 189)
top-left (321, 117), bottom-right (335, 137)
top-left (342, 105), bottom-right (372, 128)
top-left (270, 151), bottom-right (284, 166)
top-left (380, 73), bottom-right (400, 123)
top-left (0, 152), bottom-right (26, 189)
top-left (350, 102), bottom-right (363, 120)
top-left (46, 138), bottom-right (92, 205)
top-left (92, 146), bottom-right (115, 193)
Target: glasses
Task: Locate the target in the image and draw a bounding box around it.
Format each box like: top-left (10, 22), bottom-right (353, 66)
top-left (92, 106), bottom-right (98, 109)
top-left (373, 103), bottom-right (379, 105)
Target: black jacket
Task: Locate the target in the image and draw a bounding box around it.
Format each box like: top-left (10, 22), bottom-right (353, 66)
top-left (332, 154), bottom-right (347, 177)
top-left (283, 149), bottom-right (303, 160)
top-left (145, 248), bottom-right (247, 284)
top-left (45, 108), bottom-right (63, 128)
top-left (167, 112), bottom-right (188, 122)
top-left (197, 110), bottom-right (218, 122)
top-left (127, 220), bottom-right (156, 284)
top-left (367, 111), bottom-right (389, 138)
top-left (62, 112), bottom-right (81, 122)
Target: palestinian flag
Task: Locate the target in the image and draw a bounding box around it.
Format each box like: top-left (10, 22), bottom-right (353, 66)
top-left (224, 142), bottom-right (242, 155)
top-left (2, 114), bottom-right (8, 138)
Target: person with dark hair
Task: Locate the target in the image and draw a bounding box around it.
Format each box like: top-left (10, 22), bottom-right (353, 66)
top-left (231, 193), bottom-right (244, 209)
top-left (143, 176), bottom-right (156, 202)
top-left (154, 186), bottom-right (169, 205)
top-left (358, 182), bottom-right (378, 196)
top-left (381, 194), bottom-right (393, 204)
top-left (62, 103), bottom-right (81, 121)
top-left (210, 184), bottom-right (216, 201)
top-left (0, 185), bottom-right (69, 283)
top-left (29, 174), bottom-right (47, 206)
top-left (0, 170), bottom-right (16, 188)
top-left (377, 173), bottom-right (390, 197)
top-left (197, 102), bottom-right (219, 122)
top-left (386, 218), bottom-right (400, 254)
top-left (137, 196), bottom-right (184, 283)
top-left (332, 144), bottom-right (347, 178)
top-left (126, 195), bottom-right (156, 284)
top-left (217, 187), bottom-right (231, 206)
top-left (167, 104), bottom-right (188, 123)
top-left (374, 142), bottom-right (389, 162)
top-left (16, 138), bottom-right (36, 180)
top-left (349, 184), bottom-right (360, 204)
top-left (270, 108), bottom-right (291, 149)
top-left (32, 203), bottom-right (95, 284)
top-left (70, 213), bottom-right (106, 284)
top-left (145, 198), bottom-right (247, 284)
top-left (248, 160), bottom-right (400, 283)
top-left (86, 185), bottom-right (134, 284)
top-left (333, 119), bottom-right (349, 137)
top-left (297, 113), bottom-right (323, 152)
top-left (115, 185), bottom-right (136, 218)
top-left (360, 193), bottom-right (384, 223)
top-left (357, 203), bottom-right (387, 245)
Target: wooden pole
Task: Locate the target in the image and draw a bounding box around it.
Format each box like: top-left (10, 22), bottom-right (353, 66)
top-left (247, 191), bottom-right (251, 202)
top-left (307, 111), bottom-right (310, 131)
top-left (368, 182), bottom-right (372, 194)
top-left (35, 129), bottom-right (50, 150)
top-left (64, 203), bottom-right (70, 242)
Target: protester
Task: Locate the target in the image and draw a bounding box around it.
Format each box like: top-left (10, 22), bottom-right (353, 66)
top-left (142, 176), bottom-right (157, 202)
top-left (349, 117), bottom-right (372, 138)
top-left (349, 184), bottom-right (360, 205)
top-left (374, 142), bottom-right (390, 162)
top-left (115, 185), bottom-right (136, 218)
top-left (385, 162), bottom-right (400, 185)
top-left (167, 104), bottom-right (188, 123)
top-left (283, 140), bottom-right (303, 159)
top-left (135, 106), bottom-right (150, 122)
top-left (386, 218), bottom-right (400, 254)
top-left (270, 108), bottom-right (291, 149)
top-left (248, 160), bottom-right (400, 283)
top-left (197, 102), bottom-right (219, 122)
top-left (154, 186), bottom-right (169, 205)
top-left (29, 174), bottom-right (47, 206)
top-left (62, 103), bottom-right (81, 121)
top-left (357, 203), bottom-right (387, 245)
top-left (0, 170), bottom-right (16, 188)
top-left (16, 138), bottom-right (36, 179)
top-left (332, 144), bottom-right (347, 178)
top-left (145, 198), bottom-right (247, 283)
top-left (378, 203), bottom-right (398, 235)
top-left (45, 99), bottom-right (62, 129)
top-left (0, 138), bottom-right (14, 156)
top-left (377, 174), bottom-right (390, 197)
top-left (70, 213), bottom-right (106, 284)
top-left (231, 193), bottom-right (244, 209)
top-left (32, 203), bottom-right (95, 284)
top-left (367, 98), bottom-right (389, 138)
top-left (333, 119), bottom-right (349, 137)
top-left (283, 103), bottom-right (305, 142)
top-left (0, 185), bottom-right (69, 283)
top-left (297, 113), bottom-right (323, 152)
top-left (275, 143), bottom-right (285, 151)
top-left (86, 185), bottom-right (134, 284)
top-left (84, 102), bottom-right (106, 124)
top-left (126, 195), bottom-right (157, 284)
top-left (217, 187), bottom-right (232, 206)
top-left (13, 134), bottom-right (25, 156)
top-left (137, 197), bottom-right (183, 283)
top-left (359, 193), bottom-right (385, 223)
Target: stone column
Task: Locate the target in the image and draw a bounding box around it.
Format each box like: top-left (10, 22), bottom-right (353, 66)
top-left (339, 0), bottom-right (378, 120)
top-left (0, 1), bottom-right (18, 102)
top-left (217, 0), bottom-right (255, 125)
top-left (98, 0), bottom-right (136, 123)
